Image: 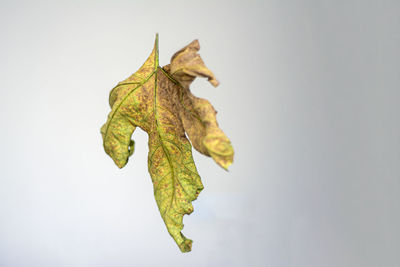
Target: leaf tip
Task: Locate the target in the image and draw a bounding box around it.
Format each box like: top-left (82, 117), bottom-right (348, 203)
top-left (155, 33), bottom-right (159, 64)
top-left (178, 238), bottom-right (193, 253)
top-left (220, 158), bottom-right (233, 171)
top-left (209, 78), bottom-right (219, 87)
top-left (155, 32), bottom-right (159, 46)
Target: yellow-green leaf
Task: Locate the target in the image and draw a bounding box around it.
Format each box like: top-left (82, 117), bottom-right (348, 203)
top-left (100, 34), bottom-right (234, 252)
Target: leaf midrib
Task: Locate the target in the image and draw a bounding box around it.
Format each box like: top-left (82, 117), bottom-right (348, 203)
top-left (153, 68), bottom-right (178, 218)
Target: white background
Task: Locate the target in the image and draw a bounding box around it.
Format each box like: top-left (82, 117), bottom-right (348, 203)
top-left (0, 0), bottom-right (399, 266)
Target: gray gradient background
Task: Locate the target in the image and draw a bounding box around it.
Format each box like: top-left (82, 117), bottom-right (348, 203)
top-left (0, 0), bottom-right (399, 266)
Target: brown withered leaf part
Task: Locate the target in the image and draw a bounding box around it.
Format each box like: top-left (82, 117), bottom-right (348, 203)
top-left (100, 34), bottom-right (234, 252)
top-left (165, 39), bottom-right (233, 169)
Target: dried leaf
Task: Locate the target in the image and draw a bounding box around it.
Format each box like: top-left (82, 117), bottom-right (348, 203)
top-left (100, 34), bottom-right (234, 252)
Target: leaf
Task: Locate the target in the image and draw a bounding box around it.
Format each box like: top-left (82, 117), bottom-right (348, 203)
top-left (100, 34), bottom-right (234, 252)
